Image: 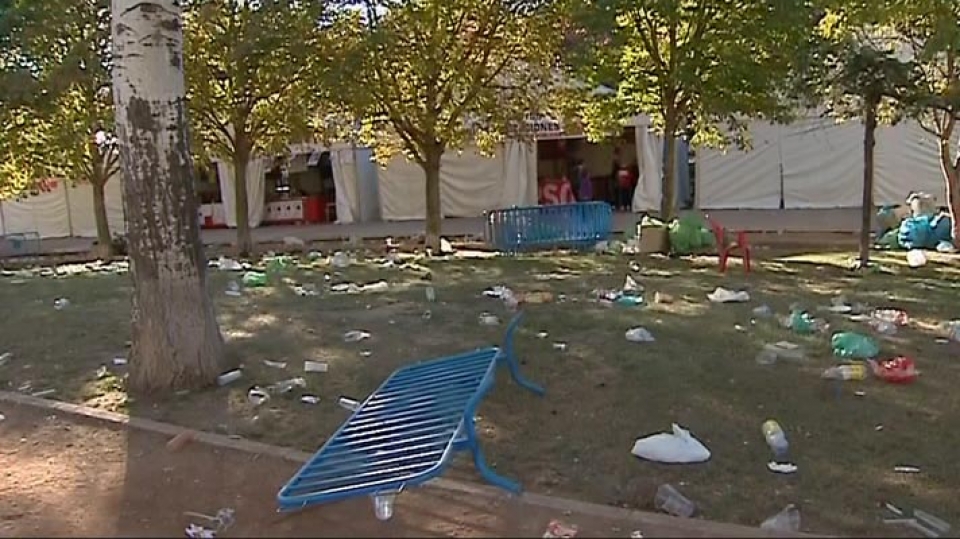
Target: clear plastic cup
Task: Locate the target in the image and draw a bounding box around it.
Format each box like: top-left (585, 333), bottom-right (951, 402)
top-left (654, 483), bottom-right (696, 517)
top-left (372, 492), bottom-right (397, 520)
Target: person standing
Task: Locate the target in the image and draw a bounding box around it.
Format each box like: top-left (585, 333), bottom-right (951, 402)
top-left (576, 159), bottom-right (593, 201)
top-left (615, 162), bottom-right (635, 211)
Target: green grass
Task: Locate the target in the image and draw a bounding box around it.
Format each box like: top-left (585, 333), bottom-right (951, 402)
top-left (1, 247), bottom-right (959, 536)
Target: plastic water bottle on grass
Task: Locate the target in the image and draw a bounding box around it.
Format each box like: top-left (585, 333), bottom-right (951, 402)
top-left (762, 420), bottom-right (789, 460)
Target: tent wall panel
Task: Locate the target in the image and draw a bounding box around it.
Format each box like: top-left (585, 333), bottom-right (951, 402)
top-left (1, 183), bottom-right (70, 237)
top-left (697, 123), bottom-right (783, 209)
top-left (780, 118), bottom-right (862, 208)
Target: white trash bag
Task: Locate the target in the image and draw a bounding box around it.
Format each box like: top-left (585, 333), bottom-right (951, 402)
top-left (707, 287), bottom-right (750, 303)
top-left (631, 423), bottom-right (711, 464)
top-left (906, 249), bottom-right (927, 268)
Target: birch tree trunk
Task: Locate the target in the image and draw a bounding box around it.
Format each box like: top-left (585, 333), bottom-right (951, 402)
top-left (111, 0), bottom-right (226, 393)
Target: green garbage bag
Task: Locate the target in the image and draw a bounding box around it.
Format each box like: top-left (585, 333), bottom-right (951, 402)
top-left (831, 332), bottom-right (879, 359)
top-left (788, 310), bottom-right (815, 334)
top-left (242, 271), bottom-right (268, 287)
top-left (668, 215), bottom-right (716, 255)
top-left (876, 228), bottom-right (900, 250)
top-left (265, 256), bottom-right (293, 273)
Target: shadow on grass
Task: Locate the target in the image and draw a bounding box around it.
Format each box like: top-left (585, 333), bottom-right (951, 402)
top-left (1, 248), bottom-right (959, 537)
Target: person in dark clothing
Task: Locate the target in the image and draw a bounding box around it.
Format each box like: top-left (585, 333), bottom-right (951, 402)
top-left (615, 162), bottom-right (634, 211)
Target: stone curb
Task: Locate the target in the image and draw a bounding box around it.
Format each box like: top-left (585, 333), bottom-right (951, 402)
top-left (0, 390), bottom-right (825, 538)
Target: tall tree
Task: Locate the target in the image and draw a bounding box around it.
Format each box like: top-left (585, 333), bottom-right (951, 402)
top-left (329, 0), bottom-right (566, 249)
top-left (568, 0), bottom-right (819, 219)
top-left (182, 0), bottom-right (329, 256)
top-left (0, 0), bottom-right (119, 257)
top-left (886, 0), bottom-right (960, 246)
top-left (111, 0), bottom-right (225, 393)
top-left (806, 7), bottom-right (913, 267)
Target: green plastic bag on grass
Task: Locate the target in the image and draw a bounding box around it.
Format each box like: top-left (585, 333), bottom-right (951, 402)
top-left (831, 332), bottom-right (879, 359)
top-left (668, 215), bottom-right (715, 255)
top-left (876, 228), bottom-right (900, 250)
top-left (242, 271), bottom-right (268, 287)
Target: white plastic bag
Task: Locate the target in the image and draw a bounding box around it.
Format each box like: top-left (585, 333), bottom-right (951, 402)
top-left (707, 287), bottom-right (750, 303)
top-left (906, 249), bottom-right (927, 268)
top-left (625, 327), bottom-right (655, 343)
top-left (631, 423), bottom-right (711, 464)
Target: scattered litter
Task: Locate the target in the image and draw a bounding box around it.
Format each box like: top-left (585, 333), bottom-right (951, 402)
top-left (935, 338), bottom-right (950, 345)
top-left (184, 508), bottom-right (235, 537)
top-left (241, 271), bottom-right (267, 287)
top-left (422, 310), bottom-right (432, 320)
top-left (343, 330), bottom-right (371, 343)
top-left (0, 413), bottom-right (4, 422)
top-left (780, 310), bottom-right (828, 334)
top-left (537, 331), bottom-right (549, 339)
top-left (876, 425), bottom-right (884, 431)
top-left (266, 377), bottom-right (306, 394)
top-left (31, 389), bottom-right (56, 398)
top-left (185, 524), bottom-right (216, 538)
top-left (894, 465), bottom-right (921, 473)
top-left (331, 251), bottom-right (351, 268)
top-left (707, 287), bottom-right (749, 303)
top-left (653, 291), bottom-right (674, 304)
top-left (338, 396), bottom-right (361, 412)
top-left (552, 342), bottom-right (568, 352)
top-left (939, 320), bottom-right (960, 342)
top-left (631, 423), bottom-right (711, 464)
top-left (869, 357), bottom-right (919, 384)
top-left (263, 360), bottom-right (287, 369)
top-left (615, 295), bottom-right (644, 307)
top-left (542, 519), bottom-right (578, 538)
top-left (832, 332), bottom-right (880, 359)
top-left (166, 430), bottom-right (196, 452)
top-left (225, 281), bottom-right (242, 296)
top-left (937, 240), bottom-right (957, 253)
top-left (822, 364), bottom-right (867, 381)
top-left (439, 237), bottom-right (454, 254)
top-left (282, 236), bottom-right (306, 248)
top-left (752, 304), bottom-right (773, 317)
top-left (247, 387), bottom-right (270, 406)
top-left (630, 531), bottom-right (643, 539)
top-left (874, 308), bottom-right (909, 327)
top-left (755, 341), bottom-right (806, 365)
top-left (293, 284), bottom-right (319, 297)
top-left (217, 256), bottom-right (243, 271)
top-left (654, 483), bottom-right (696, 517)
top-left (629, 261), bottom-right (641, 272)
top-left (767, 462), bottom-right (799, 474)
top-left (300, 395), bottom-right (320, 405)
top-left (359, 350), bottom-right (372, 357)
top-left (304, 360), bottom-right (328, 373)
top-left (734, 324), bottom-right (745, 332)
top-left (625, 327), bottom-right (655, 343)
top-left (0, 352), bottom-right (11, 367)
top-left (96, 365), bottom-right (109, 379)
top-left (483, 286), bottom-right (511, 299)
top-left (479, 313), bottom-right (500, 326)
top-left (855, 390), bottom-right (867, 397)
top-left (906, 249), bottom-right (927, 268)
top-left (760, 505), bottom-right (801, 533)
top-left (112, 357), bottom-right (127, 366)
top-left (623, 275), bottom-right (642, 293)
top-left (362, 280), bottom-right (389, 292)
top-left (425, 286), bottom-right (436, 302)
top-left (216, 369), bottom-right (243, 386)
top-left (53, 298), bottom-right (70, 310)
top-left (762, 419), bottom-right (790, 461)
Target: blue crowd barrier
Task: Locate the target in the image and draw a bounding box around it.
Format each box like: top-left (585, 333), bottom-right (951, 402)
top-left (483, 202), bottom-right (614, 253)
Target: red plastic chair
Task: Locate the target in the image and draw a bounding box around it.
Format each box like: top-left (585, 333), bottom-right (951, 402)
top-left (708, 217), bottom-right (751, 274)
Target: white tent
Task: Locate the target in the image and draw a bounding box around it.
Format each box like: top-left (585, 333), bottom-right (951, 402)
top-left (0, 176), bottom-right (125, 239)
top-left (213, 142), bottom-right (363, 226)
top-left (376, 141), bottom-right (538, 220)
top-left (697, 116), bottom-right (957, 209)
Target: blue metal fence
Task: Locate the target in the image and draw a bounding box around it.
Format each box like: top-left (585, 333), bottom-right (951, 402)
top-left (483, 202), bottom-right (613, 253)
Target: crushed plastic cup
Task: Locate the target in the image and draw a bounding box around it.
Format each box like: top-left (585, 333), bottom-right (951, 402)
top-left (761, 505), bottom-right (800, 533)
top-left (247, 387), bottom-right (269, 406)
top-left (216, 369), bottom-right (243, 386)
top-left (53, 298), bottom-right (70, 310)
top-left (372, 492), bottom-right (397, 520)
top-left (338, 396), bottom-right (361, 411)
top-left (343, 330), bottom-right (371, 343)
top-left (300, 395), bottom-right (320, 405)
top-left (654, 484), bottom-right (696, 517)
top-left (479, 313), bottom-right (500, 326)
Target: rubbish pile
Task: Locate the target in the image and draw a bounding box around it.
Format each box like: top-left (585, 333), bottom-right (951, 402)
top-left (875, 192), bottom-right (956, 253)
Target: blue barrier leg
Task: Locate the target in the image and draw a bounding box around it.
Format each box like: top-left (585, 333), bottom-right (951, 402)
top-left (460, 405), bottom-right (522, 494)
top-left (502, 313), bottom-right (546, 396)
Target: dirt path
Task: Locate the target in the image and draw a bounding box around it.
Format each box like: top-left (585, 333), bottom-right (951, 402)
top-left (0, 403), bottom-right (799, 538)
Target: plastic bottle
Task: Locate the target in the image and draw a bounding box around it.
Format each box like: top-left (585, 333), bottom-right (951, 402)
top-left (762, 420), bottom-right (789, 460)
top-left (821, 364), bottom-right (867, 380)
top-left (425, 286), bottom-right (436, 302)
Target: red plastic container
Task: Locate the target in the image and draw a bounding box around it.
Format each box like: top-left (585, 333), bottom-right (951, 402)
top-left (304, 195), bottom-right (323, 223)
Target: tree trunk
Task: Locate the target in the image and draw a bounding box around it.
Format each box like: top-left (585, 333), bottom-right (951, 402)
top-left (233, 148), bottom-right (253, 256)
top-left (92, 178), bottom-right (113, 259)
top-left (859, 103), bottom-right (877, 267)
top-left (422, 146), bottom-right (443, 251)
top-left (938, 132), bottom-right (960, 247)
top-left (660, 114), bottom-right (678, 220)
top-left (111, 0), bottom-right (225, 394)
